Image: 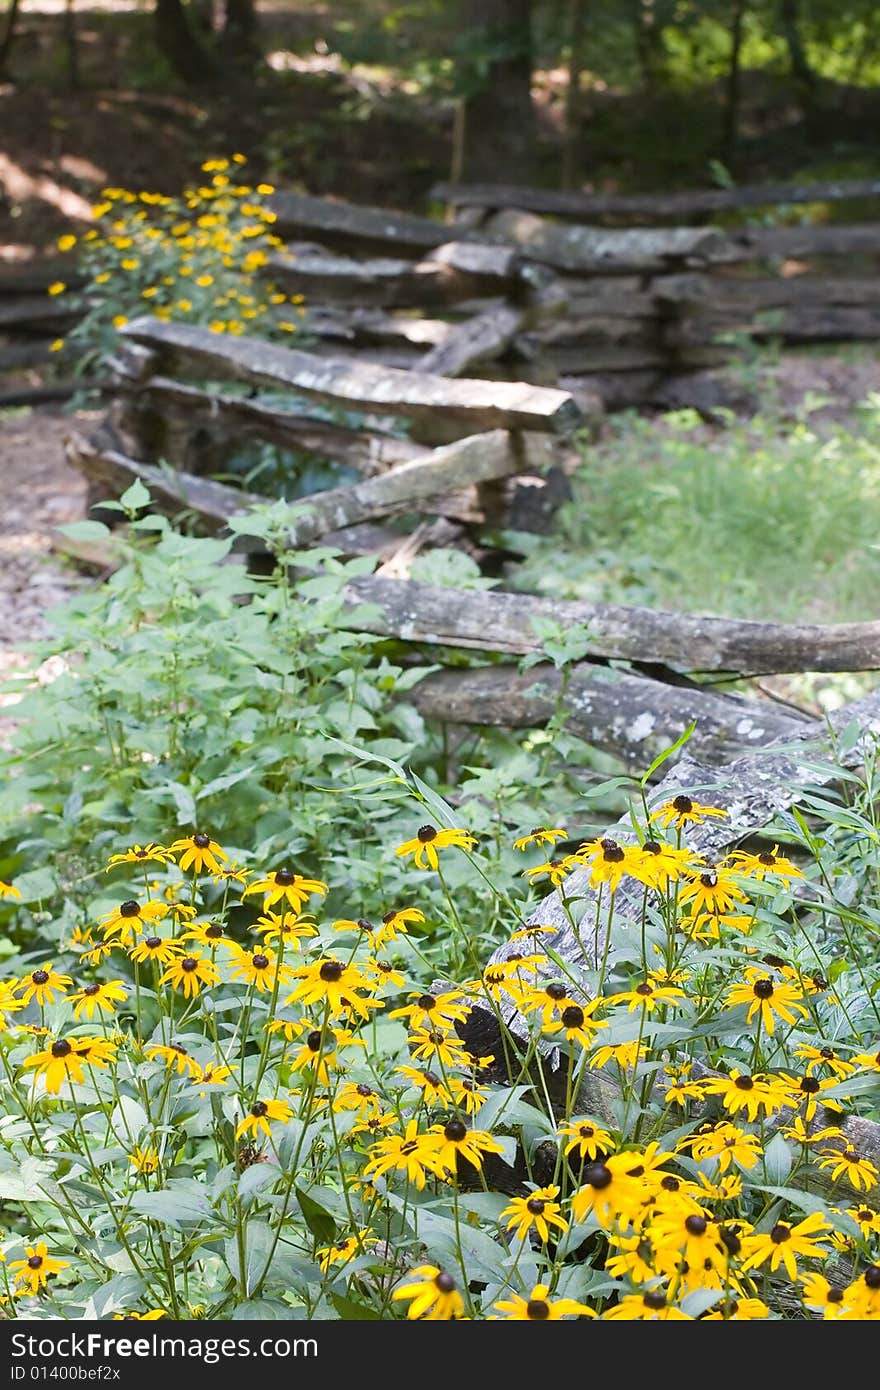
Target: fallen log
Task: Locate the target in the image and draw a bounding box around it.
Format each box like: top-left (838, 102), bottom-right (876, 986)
top-left (420, 305), bottom-right (524, 377)
top-left (668, 303), bottom-right (880, 346)
top-left (268, 190), bottom-right (477, 255)
top-left (484, 210), bottom-right (733, 275)
top-left (338, 575), bottom-right (880, 675)
top-left (734, 223), bottom-right (880, 261)
top-left (408, 662), bottom-right (803, 766)
top-left (67, 429), bottom-right (551, 546)
top-left (120, 318), bottom-right (583, 436)
top-left (431, 176), bottom-right (880, 222)
top-left (265, 240), bottom-right (519, 308)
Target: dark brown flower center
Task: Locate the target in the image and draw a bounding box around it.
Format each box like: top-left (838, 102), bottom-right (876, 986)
top-left (181, 957), bottom-right (199, 972)
top-left (82, 984), bottom-right (100, 997)
top-left (417, 994), bottom-right (436, 1011)
top-left (251, 1102), bottom-right (268, 1117)
top-left (635, 982), bottom-right (653, 996)
top-left (444, 1119), bottom-right (467, 1142)
top-left (546, 983), bottom-right (567, 1000)
top-left (827, 1289), bottom-right (845, 1303)
top-left (423, 1072), bottom-right (441, 1087)
top-left (864, 1266), bottom-right (880, 1289)
top-left (584, 1162), bottom-right (612, 1189)
top-left (205, 924), bottom-right (223, 939)
top-left (800, 1077), bottom-right (820, 1094)
top-left (600, 838), bottom-right (625, 862)
top-left (27, 1255), bottom-right (43, 1270)
top-left (700, 871), bottom-right (718, 888)
top-left (643, 1291), bottom-right (667, 1309)
top-left (356, 1084), bottom-right (374, 1097)
top-left (820, 1047), bottom-right (836, 1059)
top-left (719, 1227), bottom-right (741, 1256)
top-left (526, 1197), bottom-right (546, 1215)
top-left (31, 970), bottom-right (50, 985)
top-left (319, 961), bottom-right (343, 982)
top-left (758, 851), bottom-right (777, 866)
top-left (417, 825), bottom-right (437, 843)
top-left (382, 911), bottom-right (396, 924)
top-left (435, 1273), bottom-right (456, 1294)
top-left (770, 1224), bottom-right (791, 1244)
top-left (642, 840), bottom-right (662, 855)
top-left (145, 937), bottom-right (161, 949)
top-left (274, 868), bottom-right (295, 886)
top-left (356, 919), bottom-right (372, 932)
top-left (752, 978), bottom-right (774, 999)
top-left (120, 900), bottom-right (140, 918)
top-left (193, 833), bottom-right (211, 849)
top-left (252, 954), bottom-right (269, 970)
top-left (734, 1075), bottom-right (754, 1090)
top-left (661, 1176), bottom-right (680, 1191)
top-left (306, 1030), bottom-right (322, 1052)
top-left (561, 1006), bottom-right (584, 1028)
top-left (51, 1040), bottom-right (72, 1058)
top-left (526, 1298), bottom-right (550, 1319)
top-left (685, 1215), bottom-right (707, 1236)
top-left (672, 795), bottom-right (693, 814)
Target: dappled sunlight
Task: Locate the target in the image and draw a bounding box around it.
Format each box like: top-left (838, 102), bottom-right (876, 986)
top-left (0, 153), bottom-right (94, 222)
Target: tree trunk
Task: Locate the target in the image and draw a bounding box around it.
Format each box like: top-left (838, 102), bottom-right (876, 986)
top-left (63, 0), bottom-right (79, 89)
top-left (721, 0), bottom-right (746, 168)
top-left (779, 0), bottom-right (817, 101)
top-left (0, 0), bottom-right (22, 77)
top-left (459, 0), bottom-right (535, 184)
top-left (562, 0), bottom-right (588, 190)
top-left (632, 0), bottom-right (666, 91)
top-left (153, 0), bottom-right (218, 85)
top-left (218, 0), bottom-right (261, 68)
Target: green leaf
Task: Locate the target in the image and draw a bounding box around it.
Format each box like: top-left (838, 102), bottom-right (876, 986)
top-left (330, 1293), bottom-right (381, 1320)
top-left (640, 722), bottom-right (696, 785)
top-left (296, 1187), bottom-right (337, 1245)
top-left (196, 765), bottom-right (257, 800)
top-left (120, 478), bottom-right (152, 514)
top-left (55, 520), bottom-right (113, 543)
top-left (129, 1180), bottom-right (214, 1228)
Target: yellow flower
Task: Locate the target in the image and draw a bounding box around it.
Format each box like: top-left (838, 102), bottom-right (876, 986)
top-left (14, 963), bottom-right (72, 1007)
top-left (106, 843), bottom-right (173, 869)
top-left (427, 1119), bottom-right (504, 1180)
top-left (112, 315), bottom-right (128, 330)
top-left (740, 1211), bottom-right (831, 1280)
top-left (47, 281), bottom-right (66, 296)
top-left (21, 1035), bottom-right (116, 1094)
top-left (71, 979), bottom-right (128, 1020)
top-left (725, 844), bottom-right (804, 882)
top-left (235, 1097), bottom-right (292, 1141)
top-left (394, 824), bottom-right (476, 871)
top-left (169, 833), bottom-right (227, 875)
top-left (145, 1042), bottom-right (203, 1079)
top-left (558, 1118), bottom-right (614, 1161)
top-left (363, 1118), bottom-right (440, 1191)
top-left (128, 934), bottom-right (183, 966)
top-left (226, 944), bottom-right (293, 993)
top-left (285, 957), bottom-right (380, 1022)
top-left (49, 339), bottom-right (65, 352)
top-left (99, 897), bottom-right (167, 944)
top-left (725, 967), bottom-right (808, 1035)
top-left (242, 867), bottom-right (328, 913)
top-left (576, 836), bottom-right (641, 892)
top-left (57, 234), bottom-right (77, 252)
top-left (817, 1146), bottom-right (879, 1192)
top-left (317, 1229), bottom-right (376, 1273)
top-left (159, 952), bottom-right (220, 998)
top-left (391, 1266), bottom-right (465, 1320)
top-left (500, 1186), bottom-right (568, 1243)
top-left (8, 1243), bottom-right (69, 1295)
top-left (252, 910), bottom-right (318, 949)
top-left (493, 1283), bottom-right (595, 1320)
top-left (649, 795), bottom-right (727, 829)
top-left (602, 1291), bottom-right (693, 1320)
top-left (129, 1146), bottom-right (160, 1174)
top-left (389, 987), bottom-right (469, 1031)
top-left (513, 827), bottom-right (567, 852)
top-left (679, 864), bottom-right (748, 917)
top-left (570, 1155), bottom-right (645, 1229)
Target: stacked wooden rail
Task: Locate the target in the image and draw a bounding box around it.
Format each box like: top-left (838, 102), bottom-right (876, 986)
top-left (0, 258), bottom-right (83, 403)
top-left (263, 178), bottom-right (880, 411)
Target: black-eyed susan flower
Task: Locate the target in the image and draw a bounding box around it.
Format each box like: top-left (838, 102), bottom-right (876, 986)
top-left (793, 1043), bottom-right (856, 1079)
top-left (169, 832), bottom-right (227, 875)
top-left (14, 964), bottom-right (72, 1008)
top-left (679, 865), bottom-right (748, 918)
top-left (70, 979), bottom-right (128, 1020)
top-left (316, 1229), bottom-right (377, 1274)
top-left (0, 979), bottom-right (25, 1025)
top-left (395, 824), bottom-right (477, 871)
top-left (129, 1146), bottom-right (160, 1174)
top-left (365, 959), bottom-right (406, 991)
top-left (852, 1045), bottom-right (880, 1072)
top-left (522, 856), bottom-right (579, 887)
top-left (363, 1119), bottom-right (441, 1190)
top-left (180, 922), bottom-right (228, 951)
top-left (799, 1271), bottom-right (851, 1319)
top-left (350, 1110), bottom-right (398, 1140)
top-left (500, 1185), bottom-right (568, 1243)
top-left (427, 1118), bottom-right (504, 1179)
top-left (518, 980), bottom-right (582, 1027)
top-left (227, 944), bottom-right (293, 993)
top-left (391, 1266), bottom-right (465, 1319)
top-left (570, 1155), bottom-right (645, 1229)
top-left (370, 906), bottom-right (425, 949)
top-left (576, 836), bottom-right (640, 892)
top-left (21, 1035), bottom-right (115, 1094)
top-left (846, 1204), bottom-right (880, 1238)
top-left (159, 952), bottom-right (220, 998)
top-left (663, 1063), bottom-right (706, 1107)
top-left (195, 1062), bottom-right (233, 1092)
top-left (702, 1296), bottom-right (770, 1320)
top-left (408, 1026), bottom-right (470, 1069)
top-left (543, 1002), bottom-right (607, 1049)
top-left (608, 978), bottom-right (687, 1014)
top-left (725, 967), bottom-right (807, 1035)
top-left (740, 1211), bottom-right (831, 1280)
top-left (777, 1071), bottom-right (845, 1122)
top-left (8, 1243), bottom-right (69, 1294)
top-left (558, 1117), bottom-right (614, 1162)
top-left (817, 1146), bottom-right (878, 1193)
top-left (129, 935), bottom-right (184, 966)
top-left (390, 987), bottom-right (470, 1031)
top-left (210, 861), bottom-right (251, 886)
top-left (725, 844), bottom-right (804, 882)
top-left (845, 1266), bottom-right (880, 1318)
top-left (252, 911), bottom-right (318, 950)
top-left (332, 1081), bottom-right (385, 1119)
top-left (0, 878), bottom-right (21, 900)
top-left (106, 843), bottom-right (173, 869)
top-left (393, 1065), bottom-right (453, 1105)
top-left (493, 1283), bottom-right (594, 1319)
top-left (628, 839), bottom-right (693, 890)
top-left (99, 898), bottom-right (167, 945)
top-left (651, 1210), bottom-right (728, 1281)
top-left (513, 827), bottom-right (568, 852)
top-left (145, 1042), bottom-right (203, 1080)
top-left (677, 1122), bottom-right (761, 1173)
top-left (650, 795), bottom-right (727, 830)
top-left (285, 958), bottom-right (380, 1021)
top-left (287, 1024), bottom-right (364, 1084)
top-left (81, 940), bottom-right (116, 966)
top-left (243, 867), bottom-right (328, 913)
top-left (602, 1290), bottom-right (692, 1320)
top-left (700, 1070), bottom-right (791, 1122)
top-left (447, 1076), bottom-right (488, 1116)
top-left (235, 1097), bottom-right (293, 1141)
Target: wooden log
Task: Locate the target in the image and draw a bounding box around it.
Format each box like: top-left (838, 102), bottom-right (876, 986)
top-left (120, 318), bottom-right (584, 436)
top-left (264, 240), bottom-right (519, 308)
top-left (131, 377), bottom-right (428, 475)
top-left (431, 176), bottom-right (880, 221)
top-left (0, 295), bottom-right (79, 330)
top-left (339, 576), bottom-right (880, 675)
top-left (67, 429), bottom-right (550, 547)
top-left (484, 209), bottom-right (733, 275)
top-left (420, 305), bottom-right (524, 377)
top-left (408, 662), bottom-right (803, 766)
top-left (654, 273), bottom-right (880, 312)
top-left (668, 304), bottom-right (880, 346)
top-left (734, 224), bottom-right (880, 260)
top-left (268, 190), bottom-right (470, 256)
top-left (305, 307), bottom-right (453, 350)
top-left (0, 259), bottom-right (84, 293)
